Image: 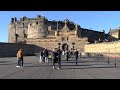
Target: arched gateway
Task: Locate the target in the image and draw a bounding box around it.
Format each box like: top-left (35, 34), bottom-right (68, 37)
top-left (62, 43), bottom-right (68, 51)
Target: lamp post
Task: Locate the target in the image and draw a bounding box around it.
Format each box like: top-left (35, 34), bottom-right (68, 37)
top-left (72, 42), bottom-right (75, 50)
top-left (58, 43), bottom-right (61, 49)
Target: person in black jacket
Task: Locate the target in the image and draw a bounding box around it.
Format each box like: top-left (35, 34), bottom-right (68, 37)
top-left (74, 49), bottom-right (79, 66)
top-left (66, 49), bottom-right (69, 62)
top-left (57, 48), bottom-right (62, 69)
top-left (52, 48), bottom-right (58, 70)
top-left (44, 49), bottom-right (49, 63)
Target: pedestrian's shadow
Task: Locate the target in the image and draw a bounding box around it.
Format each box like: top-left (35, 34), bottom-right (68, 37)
top-left (0, 60), bottom-right (16, 65)
top-left (0, 62), bottom-right (34, 65)
top-left (24, 64), bottom-right (52, 67)
top-left (61, 65), bottom-right (117, 70)
top-left (0, 61), bottom-right (11, 63)
top-left (61, 63), bottom-right (109, 66)
top-left (0, 63), bottom-right (17, 65)
top-left (61, 60), bottom-right (107, 63)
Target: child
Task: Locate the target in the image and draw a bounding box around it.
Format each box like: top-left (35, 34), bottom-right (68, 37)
top-left (48, 52), bottom-right (52, 61)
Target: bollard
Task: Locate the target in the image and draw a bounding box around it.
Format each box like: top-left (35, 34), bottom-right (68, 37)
top-left (108, 56), bottom-right (109, 64)
top-left (115, 57), bottom-right (116, 67)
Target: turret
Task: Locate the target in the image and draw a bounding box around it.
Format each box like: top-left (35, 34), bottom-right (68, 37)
top-left (28, 19), bottom-right (48, 39)
top-left (75, 24), bottom-right (78, 36)
top-left (103, 30), bottom-right (105, 40)
top-left (11, 17), bottom-right (17, 23)
top-left (11, 18), bottom-right (14, 23)
top-left (37, 15), bottom-right (41, 18)
top-left (20, 16), bottom-right (27, 21)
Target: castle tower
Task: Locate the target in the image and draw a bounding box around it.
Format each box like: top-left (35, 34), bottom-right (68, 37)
top-left (28, 16), bottom-right (48, 39)
top-left (75, 24), bottom-right (78, 36)
top-left (8, 17), bottom-right (18, 43)
top-left (8, 16), bottom-right (29, 44)
top-left (103, 30), bottom-right (105, 40)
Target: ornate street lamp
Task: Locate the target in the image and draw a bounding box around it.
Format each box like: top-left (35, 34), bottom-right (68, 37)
top-left (58, 43), bottom-right (61, 49)
top-left (72, 42), bottom-right (75, 50)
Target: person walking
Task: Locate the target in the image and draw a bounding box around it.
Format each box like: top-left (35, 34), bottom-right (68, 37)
top-left (66, 49), bottom-right (69, 62)
top-left (39, 51), bottom-right (43, 63)
top-left (52, 48), bottom-right (58, 70)
top-left (16, 50), bottom-right (21, 67)
top-left (42, 50), bottom-right (46, 63)
top-left (57, 48), bottom-right (62, 69)
top-left (44, 49), bottom-right (49, 63)
top-left (48, 52), bottom-right (52, 61)
top-left (17, 48), bottom-right (23, 67)
top-left (74, 49), bottom-right (79, 66)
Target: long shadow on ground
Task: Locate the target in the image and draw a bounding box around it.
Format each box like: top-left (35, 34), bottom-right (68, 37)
top-left (61, 66), bottom-right (118, 70)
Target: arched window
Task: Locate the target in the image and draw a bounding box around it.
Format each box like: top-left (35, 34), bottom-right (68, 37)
top-left (24, 34), bottom-right (27, 38)
top-left (67, 37), bottom-right (68, 41)
top-left (23, 18), bottom-right (25, 21)
top-left (23, 23), bottom-right (25, 29)
top-left (36, 22), bottom-right (38, 25)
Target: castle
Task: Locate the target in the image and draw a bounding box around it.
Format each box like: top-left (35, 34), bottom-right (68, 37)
top-left (8, 15), bottom-right (106, 52)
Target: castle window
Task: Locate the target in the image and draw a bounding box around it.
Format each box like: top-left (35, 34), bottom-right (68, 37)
top-left (36, 22), bottom-right (38, 25)
top-left (23, 18), bottom-right (25, 21)
top-left (67, 37), bottom-right (68, 41)
top-left (24, 34), bottom-right (27, 38)
top-left (23, 23), bottom-right (25, 28)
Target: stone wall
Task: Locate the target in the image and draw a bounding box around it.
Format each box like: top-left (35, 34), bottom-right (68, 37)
top-left (27, 38), bottom-right (58, 51)
top-left (84, 41), bottom-right (120, 53)
top-left (26, 37), bottom-right (88, 52)
top-left (0, 43), bottom-right (39, 57)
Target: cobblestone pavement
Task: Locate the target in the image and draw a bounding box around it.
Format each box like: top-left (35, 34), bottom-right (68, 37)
top-left (0, 56), bottom-right (120, 79)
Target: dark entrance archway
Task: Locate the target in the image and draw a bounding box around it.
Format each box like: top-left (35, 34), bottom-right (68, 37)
top-left (62, 43), bottom-right (68, 51)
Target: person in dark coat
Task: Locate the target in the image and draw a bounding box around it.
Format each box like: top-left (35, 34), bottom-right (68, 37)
top-left (57, 48), bottom-right (62, 69)
top-left (66, 49), bottom-right (69, 62)
top-left (42, 50), bottom-right (46, 63)
top-left (52, 48), bottom-right (58, 69)
top-left (39, 51), bottom-right (44, 63)
top-left (44, 49), bottom-right (49, 63)
top-left (74, 49), bottom-right (79, 66)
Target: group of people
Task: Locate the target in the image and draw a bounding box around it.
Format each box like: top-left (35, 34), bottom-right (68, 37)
top-left (39, 48), bottom-right (62, 70)
top-left (39, 48), bottom-right (79, 70)
top-left (63, 49), bottom-right (79, 65)
top-left (16, 48), bottom-right (79, 70)
top-left (39, 49), bottom-right (49, 63)
top-left (16, 48), bottom-right (23, 67)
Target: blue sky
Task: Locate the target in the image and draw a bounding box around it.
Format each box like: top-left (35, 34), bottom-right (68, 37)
top-left (0, 11), bottom-right (120, 42)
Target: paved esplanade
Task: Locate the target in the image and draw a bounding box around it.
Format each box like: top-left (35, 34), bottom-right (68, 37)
top-left (0, 56), bottom-right (120, 79)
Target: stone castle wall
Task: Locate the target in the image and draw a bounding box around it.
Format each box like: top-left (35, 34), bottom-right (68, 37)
top-left (0, 43), bottom-right (37, 57)
top-left (2, 39), bottom-right (120, 57)
top-left (26, 37), bottom-right (88, 52)
top-left (84, 41), bottom-right (120, 53)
